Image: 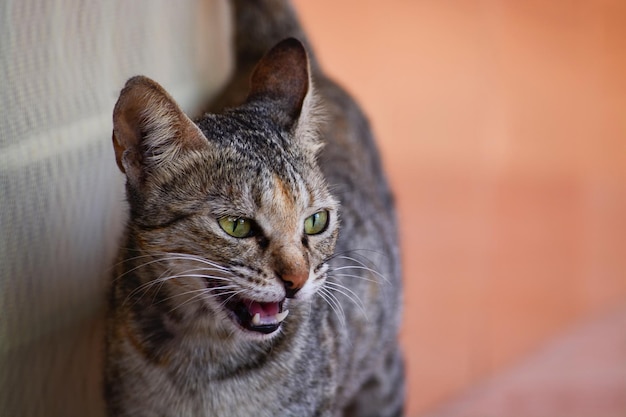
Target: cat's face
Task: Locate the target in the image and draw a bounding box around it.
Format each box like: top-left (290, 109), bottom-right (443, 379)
top-left (134, 109), bottom-right (338, 338)
top-left (113, 39), bottom-right (338, 339)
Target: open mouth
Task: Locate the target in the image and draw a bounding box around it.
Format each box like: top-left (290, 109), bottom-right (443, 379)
top-left (223, 296), bottom-right (289, 335)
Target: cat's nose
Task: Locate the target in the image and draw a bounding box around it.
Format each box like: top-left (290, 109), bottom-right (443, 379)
top-left (280, 272), bottom-right (308, 298)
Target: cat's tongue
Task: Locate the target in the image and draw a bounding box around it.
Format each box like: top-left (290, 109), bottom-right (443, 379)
top-left (244, 300), bottom-right (280, 318)
top-left (231, 298), bottom-right (289, 334)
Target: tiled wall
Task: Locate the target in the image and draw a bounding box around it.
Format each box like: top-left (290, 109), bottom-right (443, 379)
top-left (0, 1), bottom-right (229, 415)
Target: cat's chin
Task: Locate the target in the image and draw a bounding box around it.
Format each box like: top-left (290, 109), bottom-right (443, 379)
top-left (221, 295), bottom-right (289, 336)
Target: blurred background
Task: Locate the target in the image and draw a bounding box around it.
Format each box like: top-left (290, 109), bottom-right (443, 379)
top-left (0, 0), bottom-right (624, 416)
top-left (292, 1), bottom-right (626, 416)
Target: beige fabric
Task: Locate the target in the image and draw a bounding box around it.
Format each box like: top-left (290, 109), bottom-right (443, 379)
top-left (0, 1), bottom-right (230, 415)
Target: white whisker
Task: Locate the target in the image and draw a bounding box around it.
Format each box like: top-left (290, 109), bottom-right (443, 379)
top-left (329, 272), bottom-right (379, 284)
top-left (217, 289), bottom-right (248, 310)
top-left (164, 273), bottom-right (233, 281)
top-left (324, 280), bottom-right (368, 319)
top-left (334, 254), bottom-right (388, 280)
top-left (158, 284), bottom-right (239, 306)
top-left (120, 258), bottom-right (235, 307)
top-left (318, 287), bottom-right (346, 327)
top-left (168, 288), bottom-right (245, 314)
top-left (329, 264), bottom-right (389, 284)
top-left (113, 252), bottom-right (233, 283)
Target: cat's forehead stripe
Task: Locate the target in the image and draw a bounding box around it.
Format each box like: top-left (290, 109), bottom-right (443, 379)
top-left (267, 173), bottom-right (300, 212)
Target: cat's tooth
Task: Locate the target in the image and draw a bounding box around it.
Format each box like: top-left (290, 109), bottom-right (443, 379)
top-left (251, 313), bottom-right (261, 326)
top-left (275, 310), bottom-right (289, 323)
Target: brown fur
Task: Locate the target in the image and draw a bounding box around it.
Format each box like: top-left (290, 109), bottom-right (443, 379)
top-left (105, 2), bottom-right (404, 416)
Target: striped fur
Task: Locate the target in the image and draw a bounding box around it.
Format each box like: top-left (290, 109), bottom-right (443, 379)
top-left (105, 1), bottom-right (404, 416)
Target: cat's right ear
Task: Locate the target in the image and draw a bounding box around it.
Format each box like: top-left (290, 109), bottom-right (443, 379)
top-left (247, 38), bottom-right (323, 153)
top-left (247, 38), bottom-right (310, 124)
top-left (112, 76), bottom-right (206, 185)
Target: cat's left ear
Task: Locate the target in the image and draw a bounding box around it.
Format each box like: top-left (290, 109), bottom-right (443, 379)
top-left (247, 38), bottom-right (322, 152)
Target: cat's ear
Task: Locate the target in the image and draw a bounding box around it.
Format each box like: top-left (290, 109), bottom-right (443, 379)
top-left (112, 76), bottom-right (206, 184)
top-left (247, 38), bottom-right (322, 151)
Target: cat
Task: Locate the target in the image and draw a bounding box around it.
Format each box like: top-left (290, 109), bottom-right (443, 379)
top-left (105, 1), bottom-right (404, 416)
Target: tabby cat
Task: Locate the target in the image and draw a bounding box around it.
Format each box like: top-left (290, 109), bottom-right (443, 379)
top-left (105, 1), bottom-right (404, 416)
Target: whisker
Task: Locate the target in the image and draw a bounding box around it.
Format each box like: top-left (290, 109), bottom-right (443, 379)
top-left (328, 248), bottom-right (388, 261)
top-left (123, 267), bottom-right (234, 307)
top-left (113, 253), bottom-right (232, 283)
top-left (163, 273), bottom-right (234, 281)
top-left (318, 287), bottom-right (346, 327)
top-left (150, 266), bottom-right (177, 305)
top-left (326, 288), bottom-right (347, 327)
top-left (106, 247), bottom-right (174, 269)
top-left (157, 284), bottom-right (239, 306)
top-left (123, 267), bottom-right (173, 307)
top-left (324, 281), bottom-right (368, 319)
top-left (328, 264), bottom-right (389, 284)
top-left (160, 253), bottom-right (232, 271)
top-left (117, 253), bottom-right (235, 304)
top-left (168, 288), bottom-right (245, 314)
top-left (329, 272), bottom-right (380, 284)
top-left (217, 289), bottom-right (248, 310)
top-left (317, 289), bottom-right (340, 325)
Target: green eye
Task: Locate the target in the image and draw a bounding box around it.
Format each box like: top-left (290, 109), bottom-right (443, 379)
top-left (218, 217), bottom-right (253, 238)
top-left (304, 210), bottom-right (329, 235)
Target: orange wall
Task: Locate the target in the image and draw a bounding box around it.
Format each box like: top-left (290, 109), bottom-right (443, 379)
top-left (292, 0), bottom-right (626, 415)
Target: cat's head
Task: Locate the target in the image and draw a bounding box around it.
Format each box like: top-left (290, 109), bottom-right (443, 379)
top-left (112, 38), bottom-right (338, 339)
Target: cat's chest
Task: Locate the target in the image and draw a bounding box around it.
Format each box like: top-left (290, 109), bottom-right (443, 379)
top-left (153, 333), bottom-right (336, 416)
top-left (147, 357), bottom-right (329, 417)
